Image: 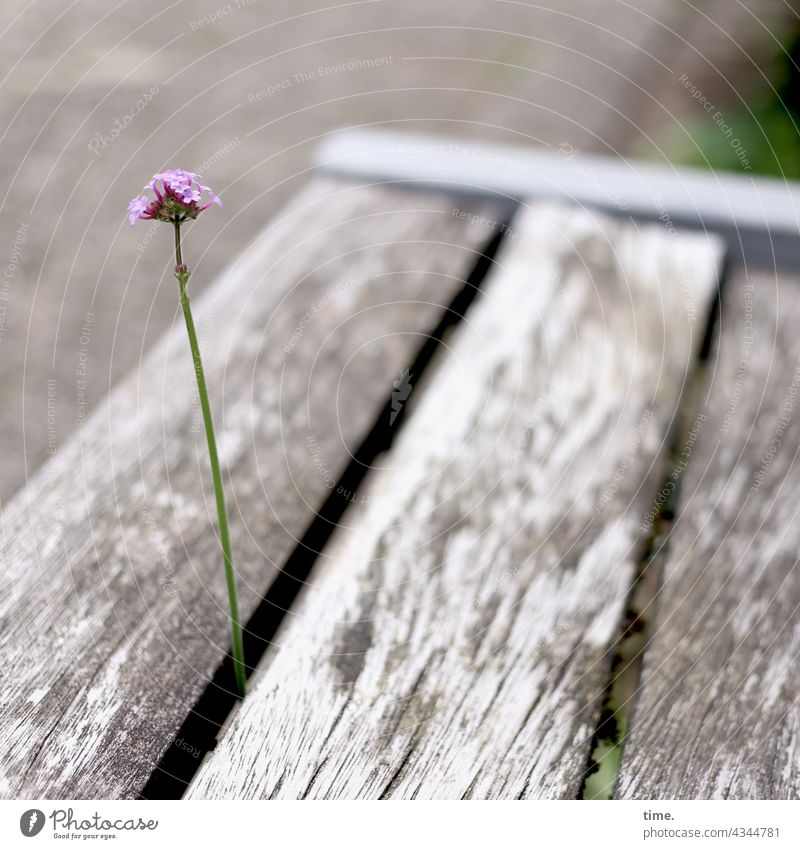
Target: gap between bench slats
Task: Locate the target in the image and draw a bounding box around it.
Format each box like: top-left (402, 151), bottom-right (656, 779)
top-left (617, 268), bottom-right (800, 799)
top-left (0, 177), bottom-right (503, 799)
top-left (187, 203), bottom-right (722, 800)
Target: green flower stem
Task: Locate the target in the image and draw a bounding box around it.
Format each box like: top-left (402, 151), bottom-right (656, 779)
top-left (174, 221), bottom-right (246, 698)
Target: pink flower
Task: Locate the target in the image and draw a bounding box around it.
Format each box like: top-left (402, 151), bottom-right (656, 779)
top-left (127, 196), bottom-right (150, 226)
top-left (128, 169), bottom-right (221, 226)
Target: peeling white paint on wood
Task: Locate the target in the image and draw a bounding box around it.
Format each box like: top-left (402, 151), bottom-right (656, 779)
top-left (617, 269), bottom-right (800, 800)
top-left (188, 204), bottom-right (722, 800)
top-left (0, 178), bottom-right (502, 799)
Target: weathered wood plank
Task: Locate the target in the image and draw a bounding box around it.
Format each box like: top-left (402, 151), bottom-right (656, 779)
top-left (617, 269), bottom-right (800, 800)
top-left (188, 204), bottom-right (722, 799)
top-left (0, 178), bottom-right (502, 799)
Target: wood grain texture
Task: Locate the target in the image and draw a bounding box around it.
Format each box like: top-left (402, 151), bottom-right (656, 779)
top-left (617, 269), bottom-right (800, 800)
top-left (0, 178), bottom-right (501, 799)
top-left (188, 204), bottom-right (722, 800)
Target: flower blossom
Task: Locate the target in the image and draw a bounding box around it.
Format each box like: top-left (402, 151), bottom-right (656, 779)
top-left (128, 169), bottom-right (221, 226)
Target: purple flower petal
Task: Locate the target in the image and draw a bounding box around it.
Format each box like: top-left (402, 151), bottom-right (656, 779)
top-left (129, 170), bottom-right (222, 225)
top-left (127, 195), bottom-right (150, 226)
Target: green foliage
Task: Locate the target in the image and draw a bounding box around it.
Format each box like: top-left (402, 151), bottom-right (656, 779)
top-left (680, 96), bottom-right (800, 178)
top-left (659, 31), bottom-right (800, 178)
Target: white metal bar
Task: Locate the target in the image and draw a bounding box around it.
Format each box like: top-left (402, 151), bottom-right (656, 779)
top-left (316, 129), bottom-right (800, 237)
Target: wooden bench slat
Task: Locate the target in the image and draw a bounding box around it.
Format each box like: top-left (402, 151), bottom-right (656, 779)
top-left (0, 178), bottom-right (502, 799)
top-left (617, 269), bottom-right (800, 800)
top-left (187, 204), bottom-right (722, 799)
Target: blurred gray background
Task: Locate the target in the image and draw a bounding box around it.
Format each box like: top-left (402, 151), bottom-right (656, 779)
top-left (0, 0), bottom-right (795, 500)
